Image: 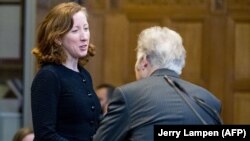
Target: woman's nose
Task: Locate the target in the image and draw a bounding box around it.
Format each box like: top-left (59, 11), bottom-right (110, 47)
top-left (80, 30), bottom-right (89, 41)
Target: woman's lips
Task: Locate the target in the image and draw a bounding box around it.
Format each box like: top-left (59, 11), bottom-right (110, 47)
top-left (79, 45), bottom-right (88, 51)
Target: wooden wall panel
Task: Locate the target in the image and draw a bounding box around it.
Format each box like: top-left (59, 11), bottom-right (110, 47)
top-left (205, 16), bottom-right (226, 101)
top-left (232, 22), bottom-right (250, 124)
top-left (234, 93), bottom-right (250, 124)
top-left (235, 23), bottom-right (250, 80)
top-left (225, 12), bottom-right (250, 123)
top-left (171, 22), bottom-right (205, 87)
top-left (85, 14), bottom-right (104, 87)
top-left (103, 14), bottom-right (129, 85)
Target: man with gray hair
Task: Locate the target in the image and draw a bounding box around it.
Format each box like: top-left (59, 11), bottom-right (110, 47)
top-left (94, 26), bottom-right (222, 141)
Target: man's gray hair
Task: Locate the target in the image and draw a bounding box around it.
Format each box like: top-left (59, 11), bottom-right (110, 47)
top-left (136, 26), bottom-right (186, 75)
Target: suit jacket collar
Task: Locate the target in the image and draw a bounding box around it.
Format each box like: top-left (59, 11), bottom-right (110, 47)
top-left (150, 68), bottom-right (180, 78)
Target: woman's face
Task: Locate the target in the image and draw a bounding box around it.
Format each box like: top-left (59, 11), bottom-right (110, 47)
top-left (61, 11), bottom-right (90, 60)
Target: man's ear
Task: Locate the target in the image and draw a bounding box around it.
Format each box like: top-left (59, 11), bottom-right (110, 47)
top-left (141, 55), bottom-right (148, 70)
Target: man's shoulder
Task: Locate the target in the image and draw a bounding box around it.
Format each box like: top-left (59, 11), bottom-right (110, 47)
top-left (119, 78), bottom-right (152, 90)
top-left (178, 78), bottom-right (210, 92)
top-left (178, 78), bottom-right (220, 102)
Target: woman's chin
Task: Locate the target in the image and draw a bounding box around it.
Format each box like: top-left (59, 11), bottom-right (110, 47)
top-left (79, 51), bottom-right (88, 57)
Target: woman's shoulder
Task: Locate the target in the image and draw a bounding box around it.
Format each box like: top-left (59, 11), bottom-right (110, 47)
top-left (35, 64), bottom-right (62, 79)
top-left (39, 63), bottom-right (63, 72)
top-left (79, 66), bottom-right (90, 75)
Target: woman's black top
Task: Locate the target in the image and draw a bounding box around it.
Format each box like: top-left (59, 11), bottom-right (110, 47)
top-left (31, 64), bottom-right (101, 141)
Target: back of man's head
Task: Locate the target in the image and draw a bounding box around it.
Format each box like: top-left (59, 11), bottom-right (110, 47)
top-left (136, 26), bottom-right (186, 75)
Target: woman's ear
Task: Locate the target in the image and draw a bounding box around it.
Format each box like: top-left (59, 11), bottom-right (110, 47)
top-left (55, 38), bottom-right (62, 46)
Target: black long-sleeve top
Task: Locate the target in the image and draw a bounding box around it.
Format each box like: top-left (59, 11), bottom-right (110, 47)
top-left (31, 63), bottom-right (101, 141)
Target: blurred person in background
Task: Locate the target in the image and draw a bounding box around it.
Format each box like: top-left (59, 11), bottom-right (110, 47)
top-left (96, 83), bottom-right (115, 115)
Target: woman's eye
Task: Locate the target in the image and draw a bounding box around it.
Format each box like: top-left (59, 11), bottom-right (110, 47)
top-left (72, 30), bottom-right (77, 32)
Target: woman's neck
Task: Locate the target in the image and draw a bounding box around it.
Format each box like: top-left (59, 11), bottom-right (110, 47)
top-left (63, 60), bottom-right (79, 72)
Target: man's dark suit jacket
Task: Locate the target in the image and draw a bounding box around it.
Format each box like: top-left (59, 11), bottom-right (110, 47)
top-left (93, 69), bottom-right (221, 141)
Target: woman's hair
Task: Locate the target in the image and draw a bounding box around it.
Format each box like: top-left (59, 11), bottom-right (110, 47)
top-left (136, 26), bottom-right (186, 75)
top-left (32, 2), bottom-right (95, 67)
top-left (12, 128), bottom-right (33, 141)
